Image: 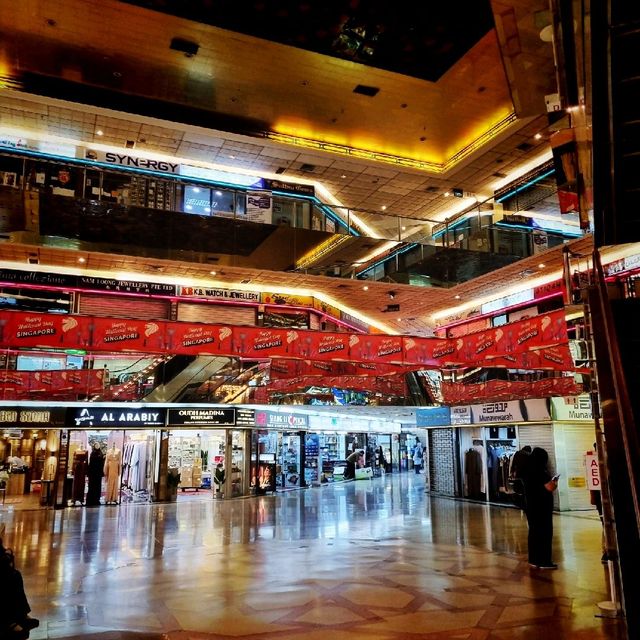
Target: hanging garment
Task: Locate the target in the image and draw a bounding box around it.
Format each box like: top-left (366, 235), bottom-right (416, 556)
top-left (103, 448), bottom-right (122, 503)
top-left (86, 447), bottom-right (104, 506)
top-left (465, 448), bottom-right (482, 498)
top-left (71, 450), bottom-right (88, 504)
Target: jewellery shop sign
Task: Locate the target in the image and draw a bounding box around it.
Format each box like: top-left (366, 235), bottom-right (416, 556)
top-left (168, 408), bottom-right (236, 427)
top-left (68, 407), bottom-right (167, 428)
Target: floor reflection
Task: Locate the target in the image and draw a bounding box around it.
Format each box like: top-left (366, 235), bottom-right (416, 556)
top-left (0, 473), bottom-right (624, 640)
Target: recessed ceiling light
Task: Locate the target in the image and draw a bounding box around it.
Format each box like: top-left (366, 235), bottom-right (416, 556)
top-left (534, 133), bottom-right (542, 140)
top-left (454, 294), bottom-right (461, 299)
top-left (444, 191), bottom-right (450, 197)
top-left (341, 174), bottom-right (347, 179)
top-left (229, 155), bottom-right (236, 159)
top-left (538, 263), bottom-right (545, 268)
top-left (363, 285), bottom-right (369, 291)
top-left (210, 270), bottom-right (217, 276)
top-left (381, 205), bottom-right (387, 211)
top-left (95, 130), bottom-right (103, 136)
top-left (78, 257), bottom-right (86, 263)
top-left (402, 226), bottom-right (406, 231)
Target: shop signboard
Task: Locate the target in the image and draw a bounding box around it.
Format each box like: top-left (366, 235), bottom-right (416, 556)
top-left (450, 406), bottom-right (471, 425)
top-left (0, 408), bottom-right (65, 426)
top-left (86, 150), bottom-right (180, 174)
top-left (69, 407), bottom-right (166, 427)
top-left (551, 395), bottom-right (593, 421)
top-left (168, 408), bottom-right (236, 426)
top-left (260, 178), bottom-right (315, 197)
top-left (416, 406), bottom-right (451, 427)
top-left (255, 410), bottom-right (308, 430)
top-left (0, 269), bottom-right (76, 288)
top-left (584, 451), bottom-right (600, 490)
top-left (470, 401), bottom-right (525, 423)
top-left (179, 286), bottom-right (260, 302)
top-left (236, 408), bottom-right (255, 426)
top-left (78, 276), bottom-right (176, 296)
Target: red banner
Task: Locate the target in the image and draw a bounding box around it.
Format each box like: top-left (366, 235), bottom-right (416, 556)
top-left (441, 377), bottom-right (580, 404)
top-left (0, 369), bottom-right (105, 399)
top-left (0, 309), bottom-right (574, 372)
top-left (2, 312), bottom-right (93, 349)
top-left (267, 375), bottom-right (406, 395)
top-left (91, 317), bottom-right (167, 352)
top-left (269, 359), bottom-right (408, 378)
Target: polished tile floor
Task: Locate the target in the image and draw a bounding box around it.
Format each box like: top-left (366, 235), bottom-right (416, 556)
top-left (0, 474), bottom-right (625, 640)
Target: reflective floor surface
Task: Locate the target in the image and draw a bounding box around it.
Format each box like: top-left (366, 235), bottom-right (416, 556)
top-left (0, 474), bottom-right (625, 640)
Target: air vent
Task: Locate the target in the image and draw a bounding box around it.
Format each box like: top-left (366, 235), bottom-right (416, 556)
top-left (125, 140), bottom-right (136, 149)
top-left (492, 172), bottom-right (507, 178)
top-left (275, 167), bottom-right (287, 174)
top-left (170, 37), bottom-right (200, 57)
top-left (240, 279), bottom-right (251, 284)
top-left (425, 186), bottom-right (439, 192)
top-left (353, 84), bottom-right (380, 97)
top-left (516, 142), bottom-right (533, 152)
top-left (300, 163), bottom-right (316, 172)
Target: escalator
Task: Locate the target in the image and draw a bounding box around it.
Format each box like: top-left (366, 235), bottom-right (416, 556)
top-left (586, 258), bottom-right (640, 639)
top-left (144, 355), bottom-right (231, 402)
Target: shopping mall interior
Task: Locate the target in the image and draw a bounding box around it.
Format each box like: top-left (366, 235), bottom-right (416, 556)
top-left (0, 0), bottom-right (638, 638)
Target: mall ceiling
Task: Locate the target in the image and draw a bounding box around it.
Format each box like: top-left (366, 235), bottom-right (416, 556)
top-left (0, 0), bottom-right (558, 222)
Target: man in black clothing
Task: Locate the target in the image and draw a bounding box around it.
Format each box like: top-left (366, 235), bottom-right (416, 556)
top-left (345, 450), bottom-right (363, 480)
top-left (0, 537), bottom-right (39, 639)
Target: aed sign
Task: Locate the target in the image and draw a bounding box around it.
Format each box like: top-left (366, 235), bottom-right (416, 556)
top-left (585, 451), bottom-right (600, 490)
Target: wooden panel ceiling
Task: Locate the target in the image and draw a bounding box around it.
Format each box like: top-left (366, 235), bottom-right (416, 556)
top-left (1, 0), bottom-right (535, 166)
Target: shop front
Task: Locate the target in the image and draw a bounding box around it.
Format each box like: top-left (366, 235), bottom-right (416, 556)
top-left (62, 406), bottom-right (166, 508)
top-left (253, 410), bottom-right (308, 491)
top-left (0, 407), bottom-right (66, 510)
top-left (550, 395), bottom-right (598, 511)
top-left (166, 407), bottom-right (252, 500)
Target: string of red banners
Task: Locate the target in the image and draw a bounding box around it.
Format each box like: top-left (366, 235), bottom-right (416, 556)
top-left (440, 377), bottom-right (580, 405)
top-left (0, 308), bottom-right (573, 371)
top-left (0, 369), bottom-right (105, 398)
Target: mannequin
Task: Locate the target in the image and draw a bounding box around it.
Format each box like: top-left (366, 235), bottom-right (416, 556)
top-left (86, 443), bottom-right (104, 506)
top-left (103, 443), bottom-right (122, 504)
top-left (71, 448), bottom-right (88, 505)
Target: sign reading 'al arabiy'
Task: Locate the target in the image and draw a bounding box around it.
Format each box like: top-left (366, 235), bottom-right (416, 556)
top-left (168, 408), bottom-right (236, 426)
top-left (69, 407), bottom-right (166, 427)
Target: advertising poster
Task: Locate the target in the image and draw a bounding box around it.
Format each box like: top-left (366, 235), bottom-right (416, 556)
top-left (1, 312), bottom-right (92, 349)
top-left (91, 317), bottom-right (166, 352)
top-left (245, 191), bottom-right (273, 224)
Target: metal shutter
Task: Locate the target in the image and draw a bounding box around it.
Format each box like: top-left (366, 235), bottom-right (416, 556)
top-left (517, 423), bottom-right (559, 509)
top-left (177, 302), bottom-right (255, 326)
top-left (79, 293), bottom-right (170, 319)
top-left (553, 422), bottom-right (597, 511)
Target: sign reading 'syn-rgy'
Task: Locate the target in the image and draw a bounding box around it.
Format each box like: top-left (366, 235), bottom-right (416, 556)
top-left (168, 408), bottom-right (236, 426)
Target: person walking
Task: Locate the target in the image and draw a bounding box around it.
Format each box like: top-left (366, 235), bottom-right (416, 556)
top-left (412, 439), bottom-right (423, 475)
top-left (522, 447), bottom-right (558, 569)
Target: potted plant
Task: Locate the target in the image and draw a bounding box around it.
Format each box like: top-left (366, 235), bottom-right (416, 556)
top-left (167, 468), bottom-right (180, 502)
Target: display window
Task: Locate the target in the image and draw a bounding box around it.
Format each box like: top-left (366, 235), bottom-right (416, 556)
top-left (66, 429), bottom-right (156, 507)
top-left (0, 428), bottom-right (59, 510)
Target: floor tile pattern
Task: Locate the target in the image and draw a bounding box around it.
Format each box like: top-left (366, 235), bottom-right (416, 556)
top-left (0, 474), bottom-right (625, 639)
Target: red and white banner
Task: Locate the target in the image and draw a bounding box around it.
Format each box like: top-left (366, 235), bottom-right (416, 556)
top-left (266, 375), bottom-right (407, 395)
top-left (0, 369), bottom-right (105, 399)
top-left (269, 359), bottom-right (408, 378)
top-left (0, 308), bottom-right (573, 371)
top-left (441, 377), bottom-right (580, 405)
